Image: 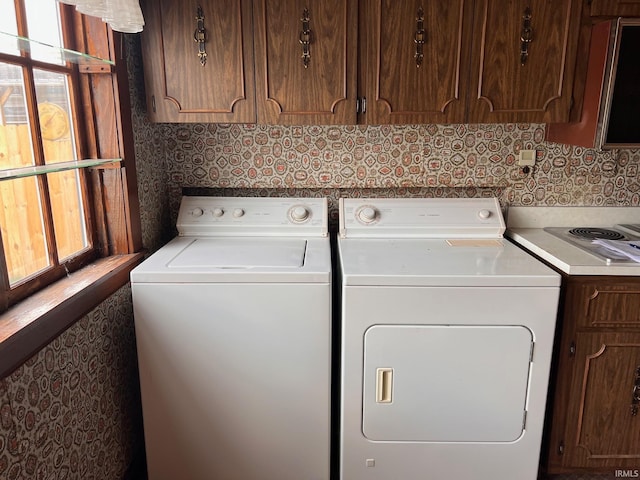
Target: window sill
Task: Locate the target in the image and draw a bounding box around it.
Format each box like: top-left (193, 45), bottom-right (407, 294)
top-left (0, 252), bottom-right (144, 379)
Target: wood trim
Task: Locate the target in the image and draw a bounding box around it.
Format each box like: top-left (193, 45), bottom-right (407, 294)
top-left (0, 238), bottom-right (8, 312)
top-left (574, 342), bottom-right (608, 449)
top-left (546, 20), bottom-right (612, 147)
top-left (112, 32), bottom-right (142, 253)
top-left (0, 252), bottom-right (144, 379)
top-left (90, 168), bottom-right (111, 256)
top-left (590, 0), bottom-right (640, 17)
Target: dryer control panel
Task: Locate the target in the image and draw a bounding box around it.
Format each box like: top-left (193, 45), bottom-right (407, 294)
top-left (177, 196), bottom-right (328, 237)
top-left (339, 197), bottom-right (506, 238)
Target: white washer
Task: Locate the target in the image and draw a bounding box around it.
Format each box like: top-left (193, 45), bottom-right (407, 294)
top-left (337, 197), bottom-right (561, 480)
top-left (131, 196), bottom-right (332, 480)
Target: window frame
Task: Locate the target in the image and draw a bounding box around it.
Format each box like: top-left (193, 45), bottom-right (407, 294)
top-left (0, 4), bottom-right (143, 376)
top-left (0, 4), bottom-right (98, 303)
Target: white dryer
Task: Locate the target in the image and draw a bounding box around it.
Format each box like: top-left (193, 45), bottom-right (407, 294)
top-left (337, 197), bottom-right (561, 480)
top-left (131, 196), bottom-right (332, 480)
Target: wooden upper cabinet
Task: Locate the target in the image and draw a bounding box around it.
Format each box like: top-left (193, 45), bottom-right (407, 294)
top-left (590, 0), bottom-right (640, 16)
top-left (140, 0), bottom-right (256, 123)
top-left (467, 0), bottom-right (583, 123)
top-left (139, 0), bottom-right (584, 125)
top-left (361, 0), bottom-right (474, 124)
top-left (253, 0), bottom-right (358, 125)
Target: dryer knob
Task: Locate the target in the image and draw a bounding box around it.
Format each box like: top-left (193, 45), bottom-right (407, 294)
top-left (212, 208), bottom-right (224, 217)
top-left (233, 208), bottom-right (245, 218)
top-left (291, 206), bottom-right (310, 222)
top-left (192, 207), bottom-right (204, 217)
top-left (478, 209), bottom-right (491, 220)
top-left (358, 206), bottom-right (378, 224)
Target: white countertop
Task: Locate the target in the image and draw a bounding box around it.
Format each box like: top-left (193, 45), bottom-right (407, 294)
top-left (505, 206), bottom-right (640, 276)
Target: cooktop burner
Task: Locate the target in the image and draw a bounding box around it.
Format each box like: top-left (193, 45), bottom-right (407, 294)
top-left (544, 225), bottom-right (640, 264)
top-left (568, 227), bottom-right (626, 241)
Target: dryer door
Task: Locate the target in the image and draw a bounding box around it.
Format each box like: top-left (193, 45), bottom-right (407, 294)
top-left (362, 325), bottom-right (533, 442)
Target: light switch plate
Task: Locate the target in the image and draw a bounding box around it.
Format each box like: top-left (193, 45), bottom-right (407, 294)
top-left (518, 150), bottom-right (536, 166)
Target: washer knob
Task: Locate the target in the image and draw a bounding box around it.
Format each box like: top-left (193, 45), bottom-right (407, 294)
top-left (233, 208), bottom-right (245, 218)
top-left (192, 207), bottom-right (204, 217)
top-left (291, 206), bottom-right (310, 222)
top-left (478, 209), bottom-right (491, 220)
top-left (358, 206), bottom-right (378, 224)
top-left (212, 208), bottom-right (224, 217)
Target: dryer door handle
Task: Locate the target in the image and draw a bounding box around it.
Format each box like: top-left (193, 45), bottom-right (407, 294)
top-left (376, 368), bottom-right (394, 404)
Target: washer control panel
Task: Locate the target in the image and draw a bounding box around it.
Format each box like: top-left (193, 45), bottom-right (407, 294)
top-left (339, 197), bottom-right (506, 238)
top-left (177, 196), bottom-right (328, 237)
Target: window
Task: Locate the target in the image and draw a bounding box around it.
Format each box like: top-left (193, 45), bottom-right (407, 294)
top-left (0, 0), bottom-right (141, 313)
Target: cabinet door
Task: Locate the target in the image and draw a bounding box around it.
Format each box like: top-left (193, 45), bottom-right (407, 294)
top-left (467, 0), bottom-right (582, 123)
top-left (361, 0), bottom-right (474, 125)
top-left (253, 0), bottom-right (358, 124)
top-left (561, 332), bottom-right (640, 469)
top-left (591, 0), bottom-right (640, 16)
top-left (140, 0), bottom-right (256, 123)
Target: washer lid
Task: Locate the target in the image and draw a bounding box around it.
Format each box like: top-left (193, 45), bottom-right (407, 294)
top-left (168, 238), bottom-right (306, 268)
top-left (130, 236), bottom-right (331, 283)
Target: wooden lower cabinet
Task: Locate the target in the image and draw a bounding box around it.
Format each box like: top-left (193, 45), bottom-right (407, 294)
top-left (545, 276), bottom-right (640, 473)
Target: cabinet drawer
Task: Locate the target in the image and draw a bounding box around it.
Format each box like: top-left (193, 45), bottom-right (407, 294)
top-left (570, 283), bottom-right (640, 328)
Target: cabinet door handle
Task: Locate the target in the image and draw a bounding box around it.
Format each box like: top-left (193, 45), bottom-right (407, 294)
top-left (414, 7), bottom-right (426, 67)
top-left (520, 7), bottom-right (533, 66)
top-left (193, 5), bottom-right (208, 66)
top-left (631, 366), bottom-right (640, 416)
top-left (299, 8), bottom-right (312, 68)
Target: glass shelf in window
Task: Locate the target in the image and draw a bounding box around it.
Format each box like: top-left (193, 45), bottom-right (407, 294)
top-left (0, 31), bottom-right (114, 68)
top-left (0, 159), bottom-right (120, 181)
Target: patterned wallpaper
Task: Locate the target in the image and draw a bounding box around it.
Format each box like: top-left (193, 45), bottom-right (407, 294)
top-left (0, 286), bottom-right (142, 480)
top-left (159, 122), bottom-right (634, 198)
top-left (156, 122), bottom-right (640, 232)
